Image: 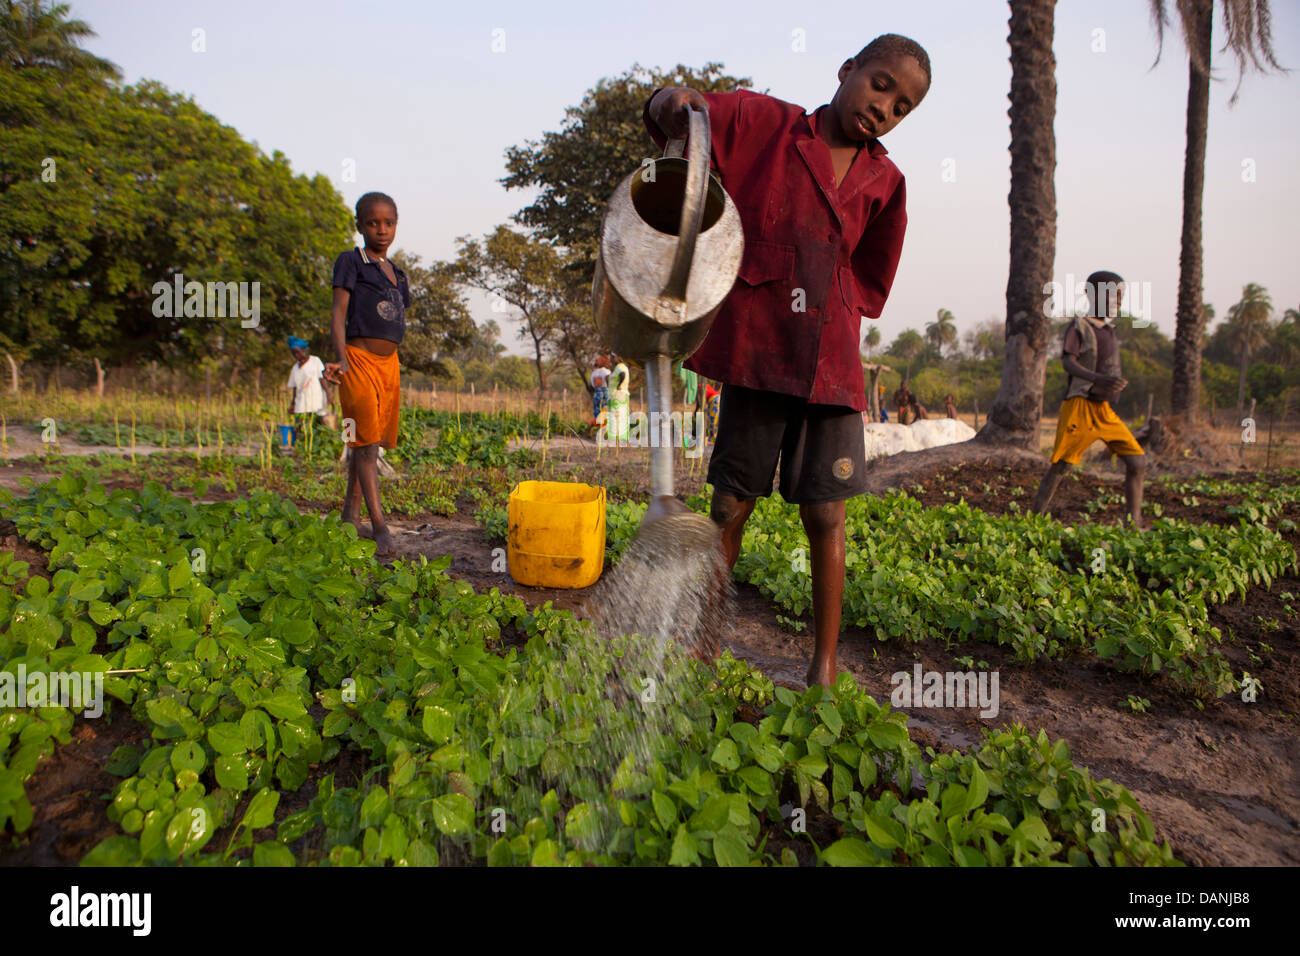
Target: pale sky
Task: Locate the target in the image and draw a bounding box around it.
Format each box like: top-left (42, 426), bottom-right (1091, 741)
top-left (73, 0), bottom-right (1300, 355)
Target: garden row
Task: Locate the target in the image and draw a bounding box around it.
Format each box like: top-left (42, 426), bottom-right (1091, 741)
top-left (736, 492), bottom-right (1293, 699)
top-left (0, 476), bottom-right (1176, 865)
top-left (474, 484), bottom-right (1295, 700)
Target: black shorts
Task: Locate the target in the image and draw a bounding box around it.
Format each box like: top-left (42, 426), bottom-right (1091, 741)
top-left (707, 385), bottom-right (868, 504)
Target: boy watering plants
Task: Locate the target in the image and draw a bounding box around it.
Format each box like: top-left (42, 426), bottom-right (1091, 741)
top-left (1031, 270), bottom-right (1146, 526)
top-left (324, 191), bottom-right (409, 559)
top-left (644, 34), bottom-right (930, 687)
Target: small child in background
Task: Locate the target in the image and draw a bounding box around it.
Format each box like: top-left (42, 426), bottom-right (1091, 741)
top-left (1032, 270), bottom-right (1146, 526)
top-left (705, 382), bottom-right (721, 440)
top-left (944, 394), bottom-right (957, 419)
top-left (894, 379), bottom-right (926, 425)
top-left (285, 336), bottom-right (328, 444)
top-left (590, 356), bottom-right (611, 421)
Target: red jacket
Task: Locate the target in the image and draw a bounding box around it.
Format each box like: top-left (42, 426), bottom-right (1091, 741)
top-left (643, 90), bottom-right (907, 411)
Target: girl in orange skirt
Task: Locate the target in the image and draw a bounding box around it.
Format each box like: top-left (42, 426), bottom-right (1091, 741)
top-left (324, 192), bottom-right (409, 558)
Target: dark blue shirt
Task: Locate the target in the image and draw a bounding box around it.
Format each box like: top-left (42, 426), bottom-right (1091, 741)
top-left (332, 247), bottom-right (409, 344)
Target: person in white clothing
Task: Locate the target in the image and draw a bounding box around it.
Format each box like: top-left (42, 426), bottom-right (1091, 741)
top-left (286, 336), bottom-right (328, 444)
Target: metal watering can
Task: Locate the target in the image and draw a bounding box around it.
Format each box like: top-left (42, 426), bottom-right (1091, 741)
top-left (592, 108), bottom-right (744, 366)
top-left (587, 110), bottom-right (742, 639)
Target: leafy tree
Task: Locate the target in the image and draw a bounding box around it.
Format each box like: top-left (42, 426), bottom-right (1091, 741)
top-left (1271, 306), bottom-right (1300, 369)
top-left (963, 317), bottom-right (1006, 361)
top-left (431, 355), bottom-right (463, 389)
top-left (455, 318), bottom-right (507, 365)
top-left (910, 367), bottom-right (968, 409)
top-left (888, 329), bottom-right (926, 380)
top-left (926, 308), bottom-right (957, 358)
top-left (501, 63), bottom-right (753, 260)
top-left (390, 251), bottom-right (475, 377)
top-left (454, 226), bottom-right (569, 401)
top-left (542, 290), bottom-right (603, 395)
top-left (0, 0), bottom-right (119, 77)
top-left (1148, 0), bottom-right (1284, 422)
top-left (1223, 282), bottom-right (1273, 410)
top-left (461, 358), bottom-right (492, 388)
top-left (498, 63), bottom-right (754, 393)
top-left (490, 355), bottom-right (537, 392)
top-left (861, 324), bottom-right (881, 357)
top-left (0, 67), bottom-right (353, 372)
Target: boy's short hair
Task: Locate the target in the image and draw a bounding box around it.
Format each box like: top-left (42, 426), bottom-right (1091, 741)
top-left (356, 191), bottom-right (398, 220)
top-left (853, 34), bottom-right (932, 87)
top-left (1085, 270), bottom-right (1124, 317)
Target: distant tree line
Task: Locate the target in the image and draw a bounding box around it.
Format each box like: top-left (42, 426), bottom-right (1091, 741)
top-left (867, 289), bottom-right (1300, 422)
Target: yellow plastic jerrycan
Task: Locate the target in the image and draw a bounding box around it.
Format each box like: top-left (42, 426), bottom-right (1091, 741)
top-left (506, 481), bottom-right (606, 588)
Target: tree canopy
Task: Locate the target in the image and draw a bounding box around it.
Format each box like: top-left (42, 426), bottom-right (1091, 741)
top-left (501, 62), bottom-right (753, 260)
top-left (0, 65), bottom-right (355, 369)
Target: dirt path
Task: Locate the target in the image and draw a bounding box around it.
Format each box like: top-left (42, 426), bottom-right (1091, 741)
top-left (0, 428), bottom-right (257, 462)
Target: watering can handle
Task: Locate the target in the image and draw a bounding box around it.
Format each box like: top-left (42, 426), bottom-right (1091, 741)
top-left (660, 108), bottom-right (710, 304)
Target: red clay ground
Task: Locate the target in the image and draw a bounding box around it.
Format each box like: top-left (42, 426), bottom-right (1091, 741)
top-left (2, 460), bottom-right (1297, 866)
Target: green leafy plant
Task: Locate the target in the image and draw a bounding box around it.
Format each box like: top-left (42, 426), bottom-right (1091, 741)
top-left (0, 477), bottom-right (1180, 867)
top-left (732, 492), bottom-right (1296, 700)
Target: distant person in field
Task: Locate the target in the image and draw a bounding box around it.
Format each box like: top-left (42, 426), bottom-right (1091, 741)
top-left (1031, 270), bottom-right (1146, 526)
top-left (285, 336), bottom-right (328, 443)
top-left (944, 393), bottom-right (957, 419)
top-left (590, 355), bottom-right (611, 421)
top-left (894, 379), bottom-right (927, 424)
top-left (878, 383), bottom-right (889, 422)
top-left (705, 381), bottom-right (721, 440)
top-left (324, 191), bottom-right (410, 559)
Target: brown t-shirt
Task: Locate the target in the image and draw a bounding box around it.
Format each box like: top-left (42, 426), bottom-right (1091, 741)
top-left (1063, 321), bottom-right (1119, 405)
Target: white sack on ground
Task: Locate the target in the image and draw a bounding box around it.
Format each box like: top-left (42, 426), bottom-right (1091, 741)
top-left (910, 418), bottom-right (977, 450)
top-left (863, 422), bottom-right (923, 459)
top-left (862, 418), bottom-right (977, 460)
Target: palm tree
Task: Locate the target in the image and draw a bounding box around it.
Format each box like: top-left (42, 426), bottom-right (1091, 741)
top-left (0, 1), bottom-right (120, 77)
top-left (1225, 283), bottom-right (1273, 411)
top-left (975, 0), bottom-right (1057, 448)
top-left (962, 318), bottom-right (1004, 361)
top-left (926, 309), bottom-right (958, 358)
top-left (1148, 0), bottom-right (1282, 423)
top-left (1270, 306), bottom-right (1300, 370)
top-left (889, 329), bottom-right (925, 381)
top-left (861, 324), bottom-right (881, 358)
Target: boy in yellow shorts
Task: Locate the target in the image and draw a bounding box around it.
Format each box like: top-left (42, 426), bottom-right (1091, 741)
top-left (1031, 270), bottom-right (1146, 526)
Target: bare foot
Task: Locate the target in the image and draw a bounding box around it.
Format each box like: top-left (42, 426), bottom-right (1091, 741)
top-left (344, 517), bottom-right (373, 539)
top-left (806, 657), bottom-right (838, 689)
top-left (373, 526), bottom-right (395, 557)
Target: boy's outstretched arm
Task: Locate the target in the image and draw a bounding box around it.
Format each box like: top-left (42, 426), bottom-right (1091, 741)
top-left (1062, 354), bottom-right (1126, 393)
top-left (324, 288), bottom-right (350, 383)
